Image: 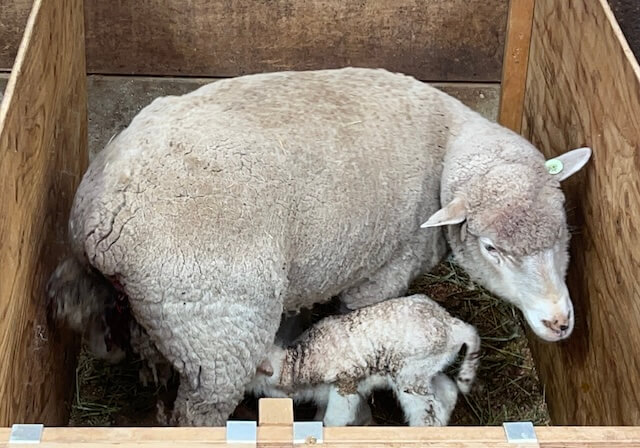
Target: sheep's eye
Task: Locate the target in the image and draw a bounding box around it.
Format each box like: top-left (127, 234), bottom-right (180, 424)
top-left (484, 244), bottom-right (497, 253)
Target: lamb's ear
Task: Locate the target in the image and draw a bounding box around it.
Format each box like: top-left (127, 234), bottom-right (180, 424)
top-left (257, 360), bottom-right (274, 377)
top-left (420, 197), bottom-right (467, 228)
top-left (546, 147), bottom-right (592, 181)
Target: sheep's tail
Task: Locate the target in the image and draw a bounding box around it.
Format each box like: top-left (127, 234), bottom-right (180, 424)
top-left (46, 256), bottom-right (114, 334)
top-left (452, 321), bottom-right (481, 394)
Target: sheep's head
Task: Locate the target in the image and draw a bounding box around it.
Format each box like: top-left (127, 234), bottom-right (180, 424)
top-left (422, 147), bottom-right (592, 342)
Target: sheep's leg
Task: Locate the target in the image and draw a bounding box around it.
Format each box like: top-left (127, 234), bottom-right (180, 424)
top-left (135, 290), bottom-right (283, 427)
top-left (169, 304), bottom-right (281, 426)
top-left (339, 230), bottom-right (446, 310)
top-left (322, 387), bottom-right (366, 427)
top-left (170, 376), bottom-right (241, 426)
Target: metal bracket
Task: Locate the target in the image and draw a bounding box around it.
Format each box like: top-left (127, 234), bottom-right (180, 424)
top-left (293, 421), bottom-right (324, 444)
top-left (226, 421), bottom-right (257, 445)
top-left (9, 424), bottom-right (43, 444)
top-left (503, 421), bottom-right (538, 444)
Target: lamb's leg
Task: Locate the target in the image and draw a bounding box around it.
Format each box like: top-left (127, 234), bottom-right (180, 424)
top-left (339, 230), bottom-right (446, 310)
top-left (393, 365), bottom-right (440, 427)
top-left (322, 387), bottom-right (366, 427)
top-left (393, 362), bottom-right (455, 427)
top-left (395, 358), bottom-right (445, 396)
top-left (393, 388), bottom-right (443, 426)
top-left (313, 390), bottom-right (373, 426)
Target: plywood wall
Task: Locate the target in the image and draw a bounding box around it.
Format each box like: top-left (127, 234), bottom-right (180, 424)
top-left (1, 0), bottom-right (508, 81)
top-left (520, 0), bottom-right (640, 425)
top-left (0, 0), bottom-right (87, 425)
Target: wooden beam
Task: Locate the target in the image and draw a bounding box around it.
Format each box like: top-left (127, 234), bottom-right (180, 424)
top-left (498, 0), bottom-right (535, 132)
top-left (1, 0), bottom-right (509, 81)
top-left (521, 0), bottom-right (640, 425)
top-left (84, 0), bottom-right (507, 81)
top-left (1, 425), bottom-right (640, 447)
top-left (0, 0), bottom-right (87, 426)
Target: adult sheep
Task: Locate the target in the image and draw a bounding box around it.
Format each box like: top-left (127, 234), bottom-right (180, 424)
top-left (47, 67), bottom-right (591, 426)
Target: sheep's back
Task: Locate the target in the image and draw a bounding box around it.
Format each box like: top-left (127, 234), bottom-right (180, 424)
top-left (68, 68), bottom-right (455, 311)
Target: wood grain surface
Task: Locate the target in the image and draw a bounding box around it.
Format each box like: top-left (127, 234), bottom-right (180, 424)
top-left (0, 425), bottom-right (640, 447)
top-left (498, 0), bottom-right (535, 132)
top-left (1, 0), bottom-right (508, 81)
top-left (0, 0), bottom-right (87, 426)
top-left (258, 398), bottom-right (294, 426)
top-left (521, 0), bottom-right (640, 425)
top-left (83, 0), bottom-right (506, 80)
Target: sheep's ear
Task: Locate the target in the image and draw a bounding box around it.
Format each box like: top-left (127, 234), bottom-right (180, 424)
top-left (420, 197), bottom-right (467, 228)
top-left (257, 360), bottom-right (274, 377)
top-left (546, 147), bottom-right (592, 181)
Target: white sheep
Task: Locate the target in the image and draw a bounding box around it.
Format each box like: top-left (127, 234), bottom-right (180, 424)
top-left (246, 294), bottom-right (479, 427)
top-left (47, 67), bottom-right (591, 426)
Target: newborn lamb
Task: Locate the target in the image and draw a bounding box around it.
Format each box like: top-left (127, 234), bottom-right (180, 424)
top-left (247, 294), bottom-right (480, 426)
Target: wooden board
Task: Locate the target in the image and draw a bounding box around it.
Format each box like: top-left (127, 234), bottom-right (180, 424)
top-left (498, 0), bottom-right (535, 132)
top-left (1, 425), bottom-right (640, 447)
top-left (83, 0), bottom-right (507, 81)
top-left (1, 0), bottom-right (509, 81)
top-left (520, 0), bottom-right (640, 425)
top-left (0, 0), bottom-right (87, 426)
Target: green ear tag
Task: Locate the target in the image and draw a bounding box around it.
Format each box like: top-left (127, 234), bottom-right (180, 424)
top-left (545, 158), bottom-right (564, 175)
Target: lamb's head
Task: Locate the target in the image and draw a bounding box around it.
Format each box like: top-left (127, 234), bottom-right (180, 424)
top-left (422, 139), bottom-right (591, 342)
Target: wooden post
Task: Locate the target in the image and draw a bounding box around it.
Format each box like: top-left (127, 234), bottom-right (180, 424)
top-left (257, 398), bottom-right (294, 446)
top-left (258, 398), bottom-right (294, 427)
top-left (0, 0), bottom-right (87, 425)
top-left (498, 0), bottom-right (536, 132)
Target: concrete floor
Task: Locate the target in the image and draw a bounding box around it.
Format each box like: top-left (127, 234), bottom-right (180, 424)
top-left (0, 74), bottom-right (500, 159)
top-left (609, 0), bottom-right (640, 58)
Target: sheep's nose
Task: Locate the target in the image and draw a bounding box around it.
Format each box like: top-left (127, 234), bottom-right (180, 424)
top-left (542, 314), bottom-right (571, 335)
